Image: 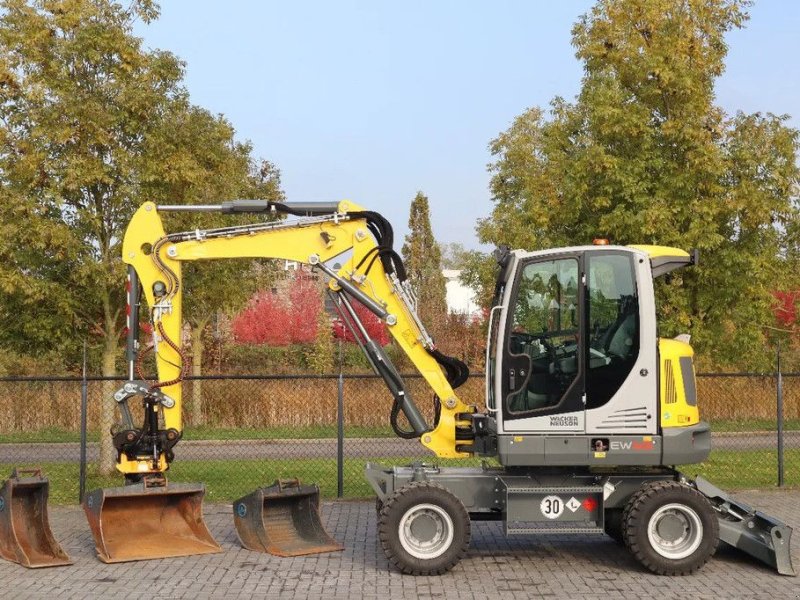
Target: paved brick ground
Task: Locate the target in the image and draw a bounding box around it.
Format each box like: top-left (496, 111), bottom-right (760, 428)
top-left (1, 490), bottom-right (799, 599)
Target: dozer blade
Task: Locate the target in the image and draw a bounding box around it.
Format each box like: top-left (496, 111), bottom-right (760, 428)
top-left (0, 468), bottom-right (72, 568)
top-left (233, 479), bottom-right (343, 557)
top-left (695, 477), bottom-right (796, 576)
top-left (83, 481), bottom-right (221, 563)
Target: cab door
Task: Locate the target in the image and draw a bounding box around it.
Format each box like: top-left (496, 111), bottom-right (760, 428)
top-left (500, 253), bottom-right (585, 432)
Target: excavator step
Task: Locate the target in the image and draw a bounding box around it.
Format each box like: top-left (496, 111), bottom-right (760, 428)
top-left (83, 481), bottom-right (221, 563)
top-left (233, 479), bottom-right (343, 557)
top-left (502, 481), bottom-right (604, 535)
top-left (0, 468), bottom-right (72, 568)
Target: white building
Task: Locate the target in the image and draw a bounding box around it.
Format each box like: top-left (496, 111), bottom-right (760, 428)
top-left (442, 269), bottom-right (480, 317)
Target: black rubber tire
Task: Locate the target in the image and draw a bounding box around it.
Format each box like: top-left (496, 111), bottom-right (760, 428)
top-left (622, 480), bottom-right (718, 575)
top-left (604, 508), bottom-right (624, 544)
top-left (378, 481), bottom-right (470, 575)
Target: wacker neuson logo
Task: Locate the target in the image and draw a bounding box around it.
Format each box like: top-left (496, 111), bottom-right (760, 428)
top-left (549, 415), bottom-right (579, 427)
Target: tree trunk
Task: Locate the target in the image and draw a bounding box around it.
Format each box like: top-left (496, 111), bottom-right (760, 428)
top-left (190, 320), bottom-right (208, 426)
top-left (99, 288), bottom-right (120, 475)
top-left (99, 338), bottom-right (117, 475)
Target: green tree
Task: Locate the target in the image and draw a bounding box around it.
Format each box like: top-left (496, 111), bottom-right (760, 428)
top-left (0, 0), bottom-right (283, 469)
top-left (478, 0), bottom-right (799, 370)
top-left (138, 102), bottom-right (285, 424)
top-left (0, 0), bottom-right (183, 471)
top-left (401, 192), bottom-right (448, 332)
top-left (0, 188), bottom-right (78, 371)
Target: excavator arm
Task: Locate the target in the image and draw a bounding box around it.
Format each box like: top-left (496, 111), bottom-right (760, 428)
top-left (115, 199), bottom-right (475, 478)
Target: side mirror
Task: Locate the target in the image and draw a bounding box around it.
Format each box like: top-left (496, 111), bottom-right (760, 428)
top-left (494, 245), bottom-right (511, 269)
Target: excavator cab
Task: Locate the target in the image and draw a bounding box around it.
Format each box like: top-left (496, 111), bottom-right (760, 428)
top-left (0, 469), bottom-right (72, 568)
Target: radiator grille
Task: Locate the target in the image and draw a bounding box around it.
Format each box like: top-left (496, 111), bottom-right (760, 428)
top-left (664, 360), bottom-right (677, 405)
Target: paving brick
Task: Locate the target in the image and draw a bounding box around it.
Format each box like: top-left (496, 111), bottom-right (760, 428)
top-left (1, 490), bottom-right (799, 598)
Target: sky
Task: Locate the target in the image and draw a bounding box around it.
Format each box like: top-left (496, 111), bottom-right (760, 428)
top-left (134, 1), bottom-right (800, 251)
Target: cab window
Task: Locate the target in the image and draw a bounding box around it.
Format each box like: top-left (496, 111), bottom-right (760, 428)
top-left (507, 258), bottom-right (579, 413)
top-left (586, 253), bottom-right (639, 409)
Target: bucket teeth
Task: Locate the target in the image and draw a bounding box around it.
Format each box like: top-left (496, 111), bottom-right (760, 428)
top-left (233, 479), bottom-right (343, 557)
top-left (0, 469), bottom-right (72, 568)
top-left (83, 481), bottom-right (221, 563)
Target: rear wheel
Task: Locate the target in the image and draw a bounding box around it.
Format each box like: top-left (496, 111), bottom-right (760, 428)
top-left (378, 481), bottom-right (470, 575)
top-left (622, 480), bottom-right (718, 575)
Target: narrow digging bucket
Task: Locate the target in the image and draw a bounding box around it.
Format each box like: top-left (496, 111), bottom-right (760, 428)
top-left (0, 469), bottom-right (72, 568)
top-left (83, 481), bottom-right (221, 563)
top-left (233, 479), bottom-right (343, 557)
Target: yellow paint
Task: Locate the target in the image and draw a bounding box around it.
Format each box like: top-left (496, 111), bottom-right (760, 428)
top-left (659, 338), bottom-right (700, 428)
top-left (120, 201), bottom-right (473, 475)
top-left (628, 245), bottom-right (690, 260)
top-left (117, 453), bottom-right (167, 474)
top-left (594, 452), bottom-right (607, 459)
top-left (513, 436), bottom-right (524, 442)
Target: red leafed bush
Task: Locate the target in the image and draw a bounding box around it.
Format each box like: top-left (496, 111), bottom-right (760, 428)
top-left (332, 300), bottom-right (390, 346)
top-left (288, 274), bottom-right (321, 343)
top-left (774, 290), bottom-right (800, 328)
top-left (232, 274), bottom-right (322, 345)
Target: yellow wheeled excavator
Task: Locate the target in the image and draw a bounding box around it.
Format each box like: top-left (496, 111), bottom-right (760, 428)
top-left (74, 199), bottom-right (793, 576)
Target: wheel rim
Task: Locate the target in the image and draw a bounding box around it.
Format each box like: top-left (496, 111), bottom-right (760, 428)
top-left (398, 503), bottom-right (454, 560)
top-left (647, 502), bottom-right (703, 560)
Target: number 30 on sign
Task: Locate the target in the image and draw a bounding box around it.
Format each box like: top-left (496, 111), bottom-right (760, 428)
top-left (540, 495), bottom-right (564, 519)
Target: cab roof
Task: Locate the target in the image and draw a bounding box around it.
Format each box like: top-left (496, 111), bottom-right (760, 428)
top-left (509, 244), bottom-right (698, 277)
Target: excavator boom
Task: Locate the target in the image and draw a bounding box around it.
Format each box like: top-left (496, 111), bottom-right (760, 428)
top-left (83, 199), bottom-right (473, 562)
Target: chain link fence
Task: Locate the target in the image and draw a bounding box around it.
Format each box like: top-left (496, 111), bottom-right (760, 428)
top-left (0, 372), bottom-right (797, 504)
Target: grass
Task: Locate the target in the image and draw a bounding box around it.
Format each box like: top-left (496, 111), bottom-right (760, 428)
top-left (3, 449), bottom-right (796, 505)
top-left (707, 418), bottom-right (800, 432)
top-left (678, 448), bottom-right (800, 489)
top-left (0, 456), bottom-right (488, 504)
top-left (2, 418), bottom-right (798, 444)
top-left (183, 424), bottom-right (396, 440)
top-left (0, 427), bottom-right (90, 443)
top-left (0, 425), bottom-right (397, 443)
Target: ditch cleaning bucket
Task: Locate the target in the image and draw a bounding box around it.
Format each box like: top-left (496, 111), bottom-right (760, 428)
top-left (0, 468), bottom-right (72, 568)
top-left (83, 480), bottom-right (221, 563)
top-left (233, 479), bottom-right (343, 557)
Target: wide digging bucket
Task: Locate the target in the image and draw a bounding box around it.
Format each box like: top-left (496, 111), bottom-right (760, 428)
top-left (83, 481), bottom-right (221, 563)
top-left (233, 479), bottom-right (343, 557)
top-left (0, 468), bottom-right (72, 568)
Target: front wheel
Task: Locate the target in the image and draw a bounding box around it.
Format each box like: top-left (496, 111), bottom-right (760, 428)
top-left (622, 480), bottom-right (718, 575)
top-left (378, 481), bottom-right (470, 575)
